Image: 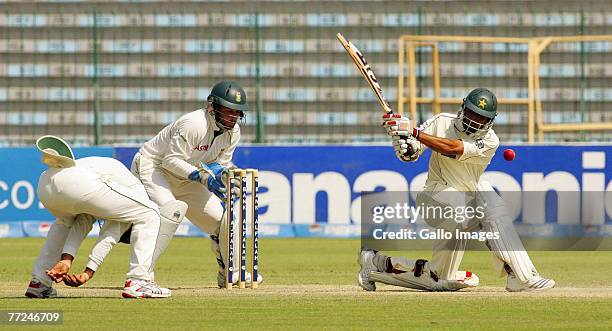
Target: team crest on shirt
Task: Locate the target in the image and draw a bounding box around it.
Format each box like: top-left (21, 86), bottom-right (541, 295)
top-left (475, 139), bottom-right (485, 149)
top-left (193, 145), bottom-right (209, 151)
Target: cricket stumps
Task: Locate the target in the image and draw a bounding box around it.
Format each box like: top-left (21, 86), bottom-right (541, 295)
top-left (224, 168), bottom-right (259, 289)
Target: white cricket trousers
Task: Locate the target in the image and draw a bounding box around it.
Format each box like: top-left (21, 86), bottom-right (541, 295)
top-left (131, 152), bottom-right (224, 233)
top-left (131, 152), bottom-right (239, 272)
top-left (32, 166), bottom-right (160, 286)
top-left (416, 182), bottom-right (537, 282)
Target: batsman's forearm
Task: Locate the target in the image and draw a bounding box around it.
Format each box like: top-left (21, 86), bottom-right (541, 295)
top-left (415, 132), bottom-right (464, 155)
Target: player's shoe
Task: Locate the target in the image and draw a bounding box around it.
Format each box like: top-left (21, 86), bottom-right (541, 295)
top-left (121, 279), bottom-right (171, 298)
top-left (454, 270), bottom-right (480, 288)
top-left (25, 279), bottom-right (57, 298)
top-left (217, 271), bottom-right (264, 288)
top-left (358, 248), bottom-right (377, 291)
top-left (505, 273), bottom-right (555, 292)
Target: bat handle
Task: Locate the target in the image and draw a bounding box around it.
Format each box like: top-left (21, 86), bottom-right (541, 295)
top-left (383, 111), bottom-right (415, 155)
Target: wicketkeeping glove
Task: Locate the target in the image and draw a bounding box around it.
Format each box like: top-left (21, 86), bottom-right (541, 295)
top-left (198, 162), bottom-right (240, 201)
top-left (203, 162), bottom-right (228, 200)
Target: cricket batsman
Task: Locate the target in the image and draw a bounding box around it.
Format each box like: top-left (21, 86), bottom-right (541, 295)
top-left (26, 135), bottom-right (187, 298)
top-left (131, 80), bottom-right (262, 287)
top-left (358, 88), bottom-right (556, 292)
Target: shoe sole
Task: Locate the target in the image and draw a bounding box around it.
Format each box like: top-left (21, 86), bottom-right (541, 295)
top-left (357, 251), bottom-right (376, 291)
top-left (121, 291), bottom-right (171, 299)
top-left (25, 290), bottom-right (56, 298)
top-left (358, 273), bottom-right (376, 291)
top-left (506, 281), bottom-right (556, 292)
top-left (122, 291), bottom-right (144, 299)
top-left (506, 287), bottom-right (554, 292)
top-left (25, 291), bottom-right (43, 298)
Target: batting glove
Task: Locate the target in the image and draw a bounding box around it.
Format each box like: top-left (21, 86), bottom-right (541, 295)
top-left (382, 113), bottom-right (413, 137)
top-left (392, 135), bottom-right (420, 162)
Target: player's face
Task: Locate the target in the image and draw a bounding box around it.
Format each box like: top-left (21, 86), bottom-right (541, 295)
top-left (465, 109), bottom-right (488, 126)
top-left (462, 108), bottom-right (492, 135)
top-left (214, 105), bottom-right (243, 130)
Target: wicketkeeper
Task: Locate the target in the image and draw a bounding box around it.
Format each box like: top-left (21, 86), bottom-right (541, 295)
top-left (26, 136), bottom-right (187, 298)
top-left (131, 80), bottom-right (262, 287)
top-left (359, 88), bottom-right (556, 292)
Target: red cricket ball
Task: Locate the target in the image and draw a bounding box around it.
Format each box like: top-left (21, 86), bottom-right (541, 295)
top-left (503, 149), bottom-right (515, 161)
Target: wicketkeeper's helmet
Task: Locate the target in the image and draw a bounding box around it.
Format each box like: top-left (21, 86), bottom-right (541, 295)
top-left (207, 80), bottom-right (248, 130)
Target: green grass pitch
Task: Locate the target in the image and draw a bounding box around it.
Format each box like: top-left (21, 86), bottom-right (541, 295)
top-left (1, 237), bottom-right (612, 330)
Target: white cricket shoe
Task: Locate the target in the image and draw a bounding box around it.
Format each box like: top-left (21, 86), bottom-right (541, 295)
top-left (25, 279), bottom-right (57, 298)
top-left (217, 271), bottom-right (264, 288)
top-left (455, 270), bottom-right (480, 288)
top-left (440, 270), bottom-right (480, 291)
top-left (121, 279), bottom-right (171, 298)
top-left (506, 273), bottom-right (556, 292)
top-left (358, 249), bottom-right (377, 291)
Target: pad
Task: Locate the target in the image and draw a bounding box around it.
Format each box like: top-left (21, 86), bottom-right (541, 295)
top-left (149, 200), bottom-right (188, 272)
top-left (477, 182), bottom-right (538, 282)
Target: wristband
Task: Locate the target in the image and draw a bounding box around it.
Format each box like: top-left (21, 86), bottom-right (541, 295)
top-left (412, 128), bottom-right (421, 139)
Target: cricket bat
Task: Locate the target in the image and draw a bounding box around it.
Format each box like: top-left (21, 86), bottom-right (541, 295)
top-left (336, 33), bottom-right (393, 114)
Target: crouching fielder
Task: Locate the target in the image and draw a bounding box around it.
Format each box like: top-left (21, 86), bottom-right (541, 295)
top-left (44, 218), bottom-right (132, 289)
top-left (26, 136), bottom-right (187, 299)
top-left (358, 88), bottom-right (555, 292)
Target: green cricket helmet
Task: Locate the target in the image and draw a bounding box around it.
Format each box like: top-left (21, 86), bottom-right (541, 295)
top-left (207, 81), bottom-right (249, 130)
top-left (208, 81), bottom-right (249, 112)
top-left (455, 88), bottom-right (498, 137)
top-left (36, 135), bottom-right (76, 168)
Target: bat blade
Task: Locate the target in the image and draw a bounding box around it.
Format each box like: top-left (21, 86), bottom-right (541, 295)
top-left (336, 33), bottom-right (393, 114)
